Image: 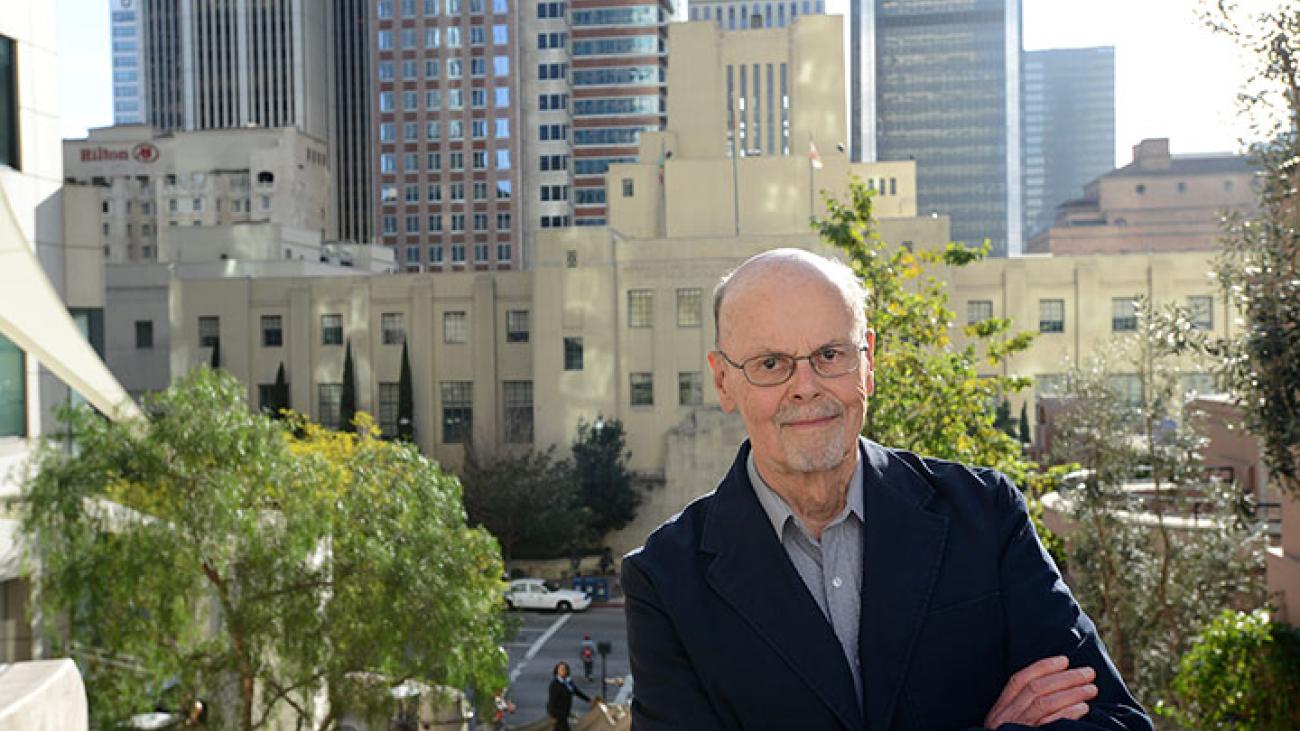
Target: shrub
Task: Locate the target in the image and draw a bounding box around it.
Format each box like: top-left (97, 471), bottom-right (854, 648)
top-left (1164, 609), bottom-right (1300, 730)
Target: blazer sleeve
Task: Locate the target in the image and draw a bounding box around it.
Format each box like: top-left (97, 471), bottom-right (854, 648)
top-left (985, 472), bottom-right (1153, 731)
top-left (623, 556), bottom-right (728, 731)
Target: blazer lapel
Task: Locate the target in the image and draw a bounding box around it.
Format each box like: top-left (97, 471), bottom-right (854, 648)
top-left (700, 442), bottom-right (864, 731)
top-left (858, 440), bottom-right (950, 731)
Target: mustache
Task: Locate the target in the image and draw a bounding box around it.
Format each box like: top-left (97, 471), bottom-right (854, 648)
top-left (776, 401), bottom-right (844, 425)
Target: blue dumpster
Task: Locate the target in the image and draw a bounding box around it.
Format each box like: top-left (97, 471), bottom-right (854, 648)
top-left (571, 576), bottom-right (610, 602)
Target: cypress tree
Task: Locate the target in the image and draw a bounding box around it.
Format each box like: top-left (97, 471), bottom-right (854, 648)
top-left (339, 341), bottom-right (356, 432)
top-left (397, 340), bottom-right (414, 441)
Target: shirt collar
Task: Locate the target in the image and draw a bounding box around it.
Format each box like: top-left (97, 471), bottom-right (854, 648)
top-left (747, 443), bottom-right (865, 541)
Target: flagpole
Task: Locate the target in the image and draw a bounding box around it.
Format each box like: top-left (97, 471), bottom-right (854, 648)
top-left (731, 98), bottom-right (741, 236)
top-left (808, 133), bottom-right (815, 220)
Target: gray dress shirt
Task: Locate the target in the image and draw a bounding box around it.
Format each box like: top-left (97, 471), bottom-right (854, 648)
top-left (748, 449), bottom-right (865, 709)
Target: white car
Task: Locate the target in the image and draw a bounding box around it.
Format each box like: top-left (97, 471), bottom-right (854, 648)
top-left (504, 578), bottom-right (592, 612)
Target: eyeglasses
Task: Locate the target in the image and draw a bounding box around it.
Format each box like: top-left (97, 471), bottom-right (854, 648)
top-left (715, 343), bottom-right (869, 387)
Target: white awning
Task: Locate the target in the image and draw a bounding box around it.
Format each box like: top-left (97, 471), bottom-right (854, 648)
top-left (0, 188), bottom-right (142, 424)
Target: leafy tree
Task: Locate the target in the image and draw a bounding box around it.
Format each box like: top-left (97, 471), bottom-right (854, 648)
top-left (814, 181), bottom-right (1036, 481)
top-left (461, 446), bottom-right (586, 564)
top-left (20, 367), bottom-right (507, 731)
top-left (572, 417), bottom-right (639, 541)
top-left (397, 340), bottom-right (414, 441)
top-left (1196, 4), bottom-right (1300, 497)
top-left (1048, 300), bottom-right (1267, 709)
top-left (340, 340), bottom-right (357, 432)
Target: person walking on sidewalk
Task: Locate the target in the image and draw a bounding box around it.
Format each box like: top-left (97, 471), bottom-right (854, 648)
top-left (580, 634), bottom-right (596, 681)
top-left (547, 661), bottom-right (591, 731)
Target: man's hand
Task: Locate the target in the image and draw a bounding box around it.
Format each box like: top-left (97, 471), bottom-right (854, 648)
top-left (984, 655), bottom-right (1098, 728)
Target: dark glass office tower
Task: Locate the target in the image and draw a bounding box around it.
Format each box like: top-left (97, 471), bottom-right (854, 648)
top-left (854, 0), bottom-right (1022, 255)
top-left (1021, 47), bottom-right (1114, 240)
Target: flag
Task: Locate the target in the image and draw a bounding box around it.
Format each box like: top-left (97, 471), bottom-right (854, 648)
top-left (808, 139), bottom-right (824, 170)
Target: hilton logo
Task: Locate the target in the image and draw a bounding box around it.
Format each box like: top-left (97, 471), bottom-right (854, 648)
top-left (79, 143), bottom-right (160, 163)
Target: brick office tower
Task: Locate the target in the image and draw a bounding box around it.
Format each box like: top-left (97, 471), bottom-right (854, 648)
top-left (371, 0), bottom-right (521, 272)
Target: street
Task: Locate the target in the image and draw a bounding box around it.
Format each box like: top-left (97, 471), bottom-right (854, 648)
top-left (501, 607), bottom-right (631, 726)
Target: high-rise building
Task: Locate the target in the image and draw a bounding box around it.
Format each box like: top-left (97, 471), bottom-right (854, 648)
top-left (565, 0), bottom-right (671, 227)
top-left (112, 0), bottom-right (368, 242)
top-left (687, 0), bottom-right (826, 29)
top-left (109, 0), bottom-right (146, 124)
top-left (851, 0), bottom-right (1022, 256)
top-left (1021, 46), bottom-right (1114, 240)
top-left (370, 0), bottom-right (520, 272)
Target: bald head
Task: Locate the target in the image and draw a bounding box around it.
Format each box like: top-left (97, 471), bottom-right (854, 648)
top-left (712, 249), bottom-right (868, 347)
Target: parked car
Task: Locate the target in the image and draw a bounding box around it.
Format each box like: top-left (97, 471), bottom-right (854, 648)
top-left (504, 578), bottom-right (592, 612)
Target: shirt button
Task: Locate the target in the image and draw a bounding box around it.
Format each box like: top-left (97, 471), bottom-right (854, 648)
top-left (831, 577), bottom-right (843, 588)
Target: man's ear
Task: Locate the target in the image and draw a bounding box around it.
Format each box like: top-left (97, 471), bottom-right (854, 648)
top-left (708, 351), bottom-right (738, 413)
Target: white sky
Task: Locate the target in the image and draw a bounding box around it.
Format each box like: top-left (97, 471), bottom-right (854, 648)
top-left (58, 0), bottom-right (1254, 167)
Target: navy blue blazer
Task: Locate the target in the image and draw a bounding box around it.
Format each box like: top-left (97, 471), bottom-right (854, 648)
top-left (622, 439), bottom-right (1152, 731)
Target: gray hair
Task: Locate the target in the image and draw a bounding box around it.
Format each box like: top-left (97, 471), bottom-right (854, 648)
top-left (712, 248), bottom-right (869, 347)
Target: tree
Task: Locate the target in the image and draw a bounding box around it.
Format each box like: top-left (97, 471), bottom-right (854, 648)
top-left (993, 398), bottom-right (1016, 439)
top-left (814, 180), bottom-right (1037, 482)
top-left (461, 447), bottom-right (586, 564)
top-left (397, 340), bottom-right (414, 441)
top-left (210, 338), bottom-right (221, 369)
top-left (340, 340), bottom-right (357, 432)
top-left (1018, 401), bottom-right (1031, 446)
top-left (1196, 3), bottom-right (1300, 497)
top-left (1048, 300), bottom-right (1267, 709)
top-left (572, 417), bottom-right (639, 541)
top-left (271, 361), bottom-right (289, 417)
top-left (20, 367), bottom-right (507, 731)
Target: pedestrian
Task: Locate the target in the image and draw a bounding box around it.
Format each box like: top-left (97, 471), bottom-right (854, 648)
top-left (490, 691), bottom-right (516, 731)
top-left (580, 633), bottom-right (596, 681)
top-left (546, 661), bottom-right (590, 731)
top-left (598, 546), bottom-right (614, 575)
top-left (622, 248), bottom-right (1152, 729)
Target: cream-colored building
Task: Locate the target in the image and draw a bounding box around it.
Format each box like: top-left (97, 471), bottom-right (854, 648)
top-left (63, 125), bottom-right (332, 263)
top-left (1028, 138), bottom-right (1256, 255)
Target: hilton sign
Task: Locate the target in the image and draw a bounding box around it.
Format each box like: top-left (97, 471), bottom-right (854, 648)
top-left (79, 142), bottom-right (160, 164)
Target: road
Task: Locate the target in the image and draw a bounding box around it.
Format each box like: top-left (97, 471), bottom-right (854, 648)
top-left (501, 607), bottom-right (630, 726)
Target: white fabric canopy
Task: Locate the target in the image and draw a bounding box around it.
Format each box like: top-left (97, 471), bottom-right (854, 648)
top-left (0, 188), bottom-right (142, 424)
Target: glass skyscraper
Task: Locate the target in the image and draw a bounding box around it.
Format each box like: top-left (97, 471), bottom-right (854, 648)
top-left (1021, 46), bottom-right (1115, 240)
top-left (853, 0), bottom-right (1022, 256)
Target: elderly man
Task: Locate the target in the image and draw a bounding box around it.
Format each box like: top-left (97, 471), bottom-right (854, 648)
top-left (621, 249), bottom-right (1151, 730)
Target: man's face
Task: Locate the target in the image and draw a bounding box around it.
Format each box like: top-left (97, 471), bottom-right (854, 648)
top-left (709, 266), bottom-right (874, 480)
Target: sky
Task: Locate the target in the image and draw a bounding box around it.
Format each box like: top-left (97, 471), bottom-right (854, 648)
top-left (58, 0), bottom-right (1255, 167)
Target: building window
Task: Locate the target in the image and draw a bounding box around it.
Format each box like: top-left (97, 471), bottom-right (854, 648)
top-left (622, 178), bottom-right (634, 197)
top-left (1181, 372), bottom-right (1218, 399)
top-left (198, 316), bottom-right (220, 348)
top-left (0, 334), bottom-right (22, 437)
top-left (1108, 373), bottom-right (1143, 409)
top-left (676, 288), bottom-right (702, 328)
top-left (506, 310), bottom-right (530, 342)
top-left (378, 382), bottom-right (400, 437)
top-left (1038, 299), bottom-right (1064, 333)
top-left (321, 313), bottom-right (344, 345)
top-left (564, 337), bottom-right (583, 371)
top-left (679, 371), bottom-right (703, 406)
top-left (381, 312), bottom-right (406, 345)
top-left (135, 320), bottom-right (154, 349)
top-left (630, 373), bottom-right (654, 406)
top-left (261, 315), bottom-right (283, 347)
top-left (1188, 295), bottom-right (1213, 330)
top-left (967, 300), bottom-right (993, 324)
top-left (444, 311), bottom-right (467, 343)
top-left (318, 383), bottom-right (343, 430)
top-left (1035, 373), bottom-right (1066, 399)
top-left (441, 381), bottom-right (473, 443)
top-left (503, 380), bottom-right (533, 443)
top-left (0, 35), bottom-right (18, 168)
top-left (1112, 297), bottom-right (1138, 332)
top-left (628, 289), bottom-right (654, 328)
